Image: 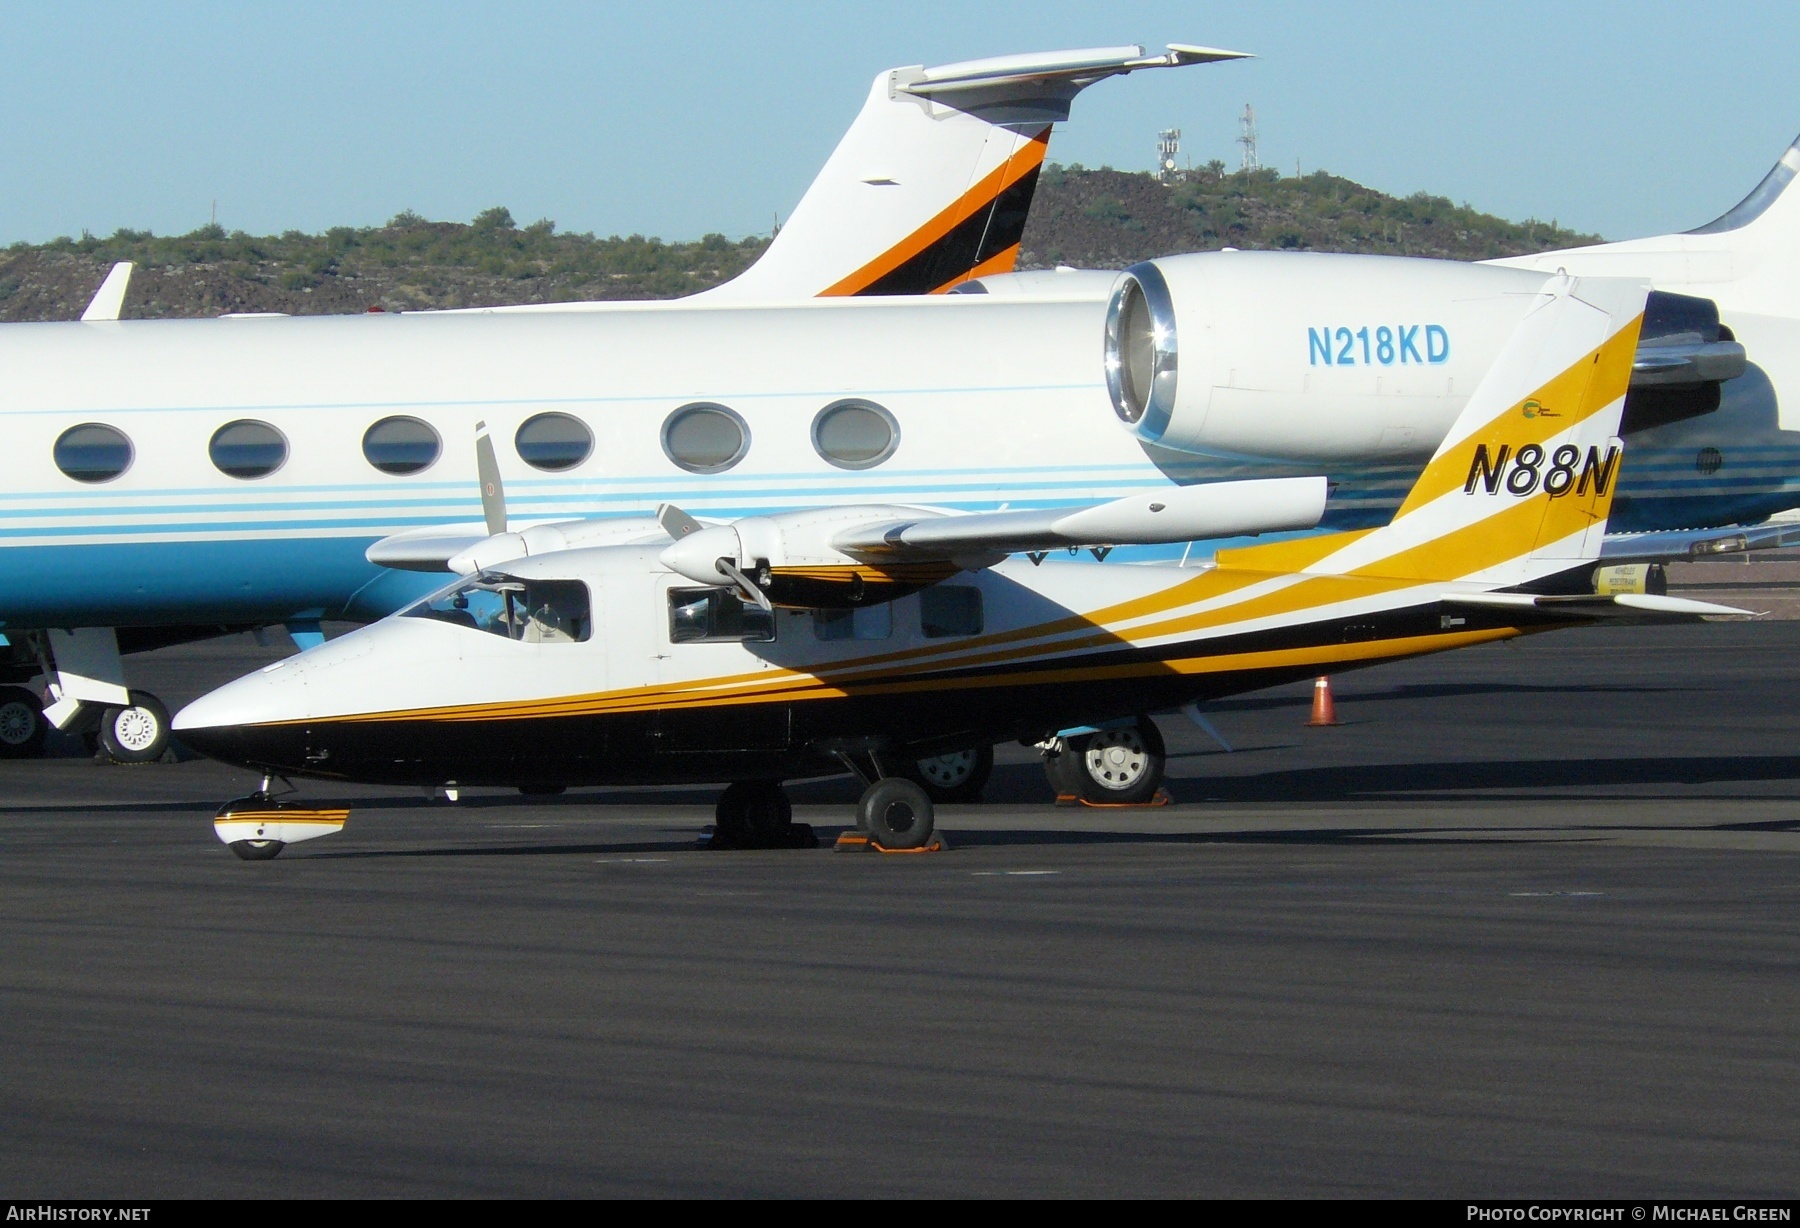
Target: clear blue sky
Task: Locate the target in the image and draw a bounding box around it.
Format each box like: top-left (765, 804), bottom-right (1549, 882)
top-left (3, 1), bottom-right (1797, 246)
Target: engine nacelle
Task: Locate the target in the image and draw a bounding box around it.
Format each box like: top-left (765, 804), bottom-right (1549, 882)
top-left (1105, 251), bottom-right (1553, 463)
top-left (1104, 252), bottom-right (1747, 464)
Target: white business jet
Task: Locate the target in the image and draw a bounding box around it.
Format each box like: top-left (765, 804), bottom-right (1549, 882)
top-left (0, 42), bottom-right (1247, 763)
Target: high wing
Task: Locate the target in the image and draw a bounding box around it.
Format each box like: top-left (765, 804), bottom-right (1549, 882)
top-left (367, 475), bottom-right (1329, 609)
top-left (829, 477), bottom-right (1325, 558)
top-left (655, 476), bottom-right (1325, 608)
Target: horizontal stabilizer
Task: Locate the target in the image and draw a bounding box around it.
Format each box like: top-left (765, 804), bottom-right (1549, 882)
top-left (1601, 519), bottom-right (1800, 563)
top-left (898, 43), bottom-right (1250, 97)
top-left (1445, 591), bottom-right (1751, 619)
top-left (832, 477), bottom-right (1327, 558)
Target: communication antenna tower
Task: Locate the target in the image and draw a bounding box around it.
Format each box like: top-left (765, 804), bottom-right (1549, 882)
top-left (1156, 128), bottom-right (1182, 184)
top-left (1237, 103), bottom-right (1259, 173)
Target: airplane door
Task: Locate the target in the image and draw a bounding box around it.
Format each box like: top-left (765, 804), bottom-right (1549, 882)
top-left (651, 577), bottom-right (790, 753)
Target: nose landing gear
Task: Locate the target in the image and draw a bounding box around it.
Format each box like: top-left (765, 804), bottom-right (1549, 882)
top-left (214, 781), bottom-right (349, 860)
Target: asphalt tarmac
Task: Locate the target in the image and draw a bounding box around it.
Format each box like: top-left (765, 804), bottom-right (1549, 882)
top-left (2, 623), bottom-right (1798, 1197)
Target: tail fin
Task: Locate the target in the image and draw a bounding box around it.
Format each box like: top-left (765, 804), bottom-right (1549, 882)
top-left (1221, 274), bottom-right (1648, 587)
top-left (1489, 133), bottom-right (1800, 317)
top-left (1687, 133), bottom-right (1800, 238)
top-left (700, 44), bottom-right (1248, 302)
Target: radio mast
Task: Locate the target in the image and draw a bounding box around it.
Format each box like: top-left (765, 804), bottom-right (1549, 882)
top-left (1237, 104), bottom-right (1260, 173)
top-left (1156, 128), bottom-right (1182, 184)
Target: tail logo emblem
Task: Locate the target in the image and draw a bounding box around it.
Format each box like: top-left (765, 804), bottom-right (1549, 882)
top-left (1521, 399), bottom-right (1559, 419)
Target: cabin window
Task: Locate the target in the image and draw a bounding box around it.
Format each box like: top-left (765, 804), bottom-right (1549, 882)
top-left (405, 575), bottom-right (590, 643)
top-left (53, 423), bottom-right (133, 483)
top-left (363, 416), bottom-right (442, 475)
top-left (209, 419), bottom-right (288, 479)
top-left (813, 604), bottom-right (893, 641)
top-left (920, 585), bottom-right (982, 638)
top-left (668, 588), bottom-right (775, 644)
top-left (662, 403), bottom-right (749, 473)
top-left (515, 412), bottom-right (593, 472)
top-left (812, 399), bottom-right (898, 469)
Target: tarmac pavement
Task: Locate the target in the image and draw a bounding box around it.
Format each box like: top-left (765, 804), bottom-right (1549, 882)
top-left (0, 623), bottom-right (1796, 1196)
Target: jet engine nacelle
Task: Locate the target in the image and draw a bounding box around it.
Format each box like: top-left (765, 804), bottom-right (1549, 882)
top-left (1103, 251), bottom-right (1746, 463)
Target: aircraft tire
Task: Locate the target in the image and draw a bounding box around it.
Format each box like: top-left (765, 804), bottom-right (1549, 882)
top-left (98, 691), bottom-right (171, 764)
top-left (1070, 717), bottom-right (1166, 805)
top-left (714, 780), bottom-right (792, 848)
top-left (229, 839), bottom-right (285, 861)
top-left (0, 686), bottom-right (47, 759)
top-left (859, 777), bottom-right (934, 850)
top-left (911, 745), bottom-right (993, 804)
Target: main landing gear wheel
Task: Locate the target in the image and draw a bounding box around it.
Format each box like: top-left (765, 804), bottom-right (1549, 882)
top-left (911, 745), bottom-right (993, 804)
top-left (0, 686), bottom-right (47, 759)
top-left (98, 691), bottom-right (171, 764)
top-left (712, 781), bottom-right (816, 849)
top-left (859, 777), bottom-right (935, 850)
top-left (1044, 716), bottom-right (1167, 805)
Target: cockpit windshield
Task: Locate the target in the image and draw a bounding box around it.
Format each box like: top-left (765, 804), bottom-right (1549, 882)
top-left (404, 574), bottom-right (591, 643)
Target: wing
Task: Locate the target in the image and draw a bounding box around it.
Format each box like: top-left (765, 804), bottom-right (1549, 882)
top-left (659, 477), bottom-right (1327, 608)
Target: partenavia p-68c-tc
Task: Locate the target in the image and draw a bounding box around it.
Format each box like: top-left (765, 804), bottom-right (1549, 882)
top-left (174, 273), bottom-right (1745, 858)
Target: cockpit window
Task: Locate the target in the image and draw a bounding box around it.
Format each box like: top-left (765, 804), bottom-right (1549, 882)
top-left (405, 574), bottom-right (590, 643)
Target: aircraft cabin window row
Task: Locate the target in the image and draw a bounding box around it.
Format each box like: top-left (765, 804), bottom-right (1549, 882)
top-left (49, 398), bottom-right (901, 485)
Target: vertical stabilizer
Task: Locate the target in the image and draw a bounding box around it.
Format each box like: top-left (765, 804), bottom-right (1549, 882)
top-left (1220, 275), bottom-right (1649, 586)
top-left (1490, 134), bottom-right (1800, 319)
top-left (701, 44), bottom-right (1248, 301)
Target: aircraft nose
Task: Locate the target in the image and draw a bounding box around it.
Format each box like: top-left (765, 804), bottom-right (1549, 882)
top-left (173, 662), bottom-right (313, 772)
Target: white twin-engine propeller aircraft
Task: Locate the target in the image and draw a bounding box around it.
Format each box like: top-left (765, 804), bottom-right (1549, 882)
top-left (174, 274), bottom-right (1748, 859)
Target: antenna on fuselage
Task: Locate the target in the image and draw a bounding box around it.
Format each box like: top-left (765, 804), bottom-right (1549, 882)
top-left (474, 421), bottom-right (508, 537)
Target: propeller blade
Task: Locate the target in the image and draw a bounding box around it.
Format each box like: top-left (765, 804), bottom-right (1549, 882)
top-left (657, 503), bottom-right (703, 540)
top-left (475, 421), bottom-right (508, 537)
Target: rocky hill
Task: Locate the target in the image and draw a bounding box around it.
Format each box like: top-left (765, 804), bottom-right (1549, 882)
top-left (0, 170), bottom-right (1603, 322)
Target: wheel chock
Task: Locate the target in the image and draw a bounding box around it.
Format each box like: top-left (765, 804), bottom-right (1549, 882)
top-left (834, 831), bottom-right (949, 853)
top-left (1061, 787), bottom-right (1174, 810)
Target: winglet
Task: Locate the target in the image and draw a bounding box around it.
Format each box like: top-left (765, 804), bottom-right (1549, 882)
top-left (80, 262), bottom-right (133, 322)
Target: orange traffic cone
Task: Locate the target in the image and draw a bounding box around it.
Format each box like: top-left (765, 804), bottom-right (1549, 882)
top-left (1306, 675), bottom-right (1339, 727)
